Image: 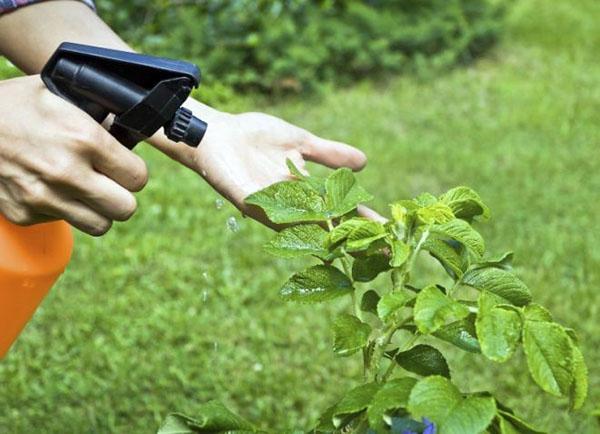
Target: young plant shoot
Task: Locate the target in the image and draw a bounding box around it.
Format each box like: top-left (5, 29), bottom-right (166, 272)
top-left (158, 161), bottom-right (588, 434)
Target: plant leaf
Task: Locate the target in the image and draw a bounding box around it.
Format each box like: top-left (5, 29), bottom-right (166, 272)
top-left (333, 382), bottom-right (381, 426)
top-left (353, 254), bottom-right (391, 282)
top-left (280, 265), bottom-right (353, 303)
top-left (408, 376), bottom-right (496, 434)
top-left (569, 343), bottom-right (588, 410)
top-left (360, 290), bottom-right (381, 314)
top-left (377, 290), bottom-right (413, 322)
top-left (433, 314), bottom-right (481, 353)
top-left (462, 267), bottom-right (532, 306)
top-left (414, 286), bottom-right (470, 334)
top-left (332, 314), bottom-right (372, 357)
top-left (431, 219), bottom-right (485, 259)
top-left (390, 239), bottom-right (411, 267)
top-left (245, 181), bottom-right (327, 224)
top-left (417, 202), bottom-right (455, 225)
top-left (327, 218), bottom-right (386, 252)
top-left (367, 377), bottom-right (418, 432)
top-left (285, 158), bottom-right (325, 194)
top-left (325, 168), bottom-right (373, 217)
top-left (422, 236), bottom-right (468, 279)
top-left (474, 252), bottom-right (514, 270)
top-left (157, 401), bottom-right (257, 434)
top-left (264, 224), bottom-right (328, 259)
top-left (439, 186), bottom-right (490, 221)
top-left (523, 304), bottom-right (553, 322)
top-left (523, 320), bottom-right (573, 397)
top-left (394, 344), bottom-right (450, 378)
top-left (476, 291), bottom-right (522, 363)
top-left (496, 410), bottom-right (546, 434)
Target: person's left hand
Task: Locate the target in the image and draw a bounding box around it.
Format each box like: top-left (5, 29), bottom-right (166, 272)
top-left (152, 111), bottom-right (382, 227)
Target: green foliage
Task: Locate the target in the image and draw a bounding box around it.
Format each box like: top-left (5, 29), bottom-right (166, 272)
top-left (160, 163), bottom-right (588, 433)
top-left (97, 0), bottom-right (510, 95)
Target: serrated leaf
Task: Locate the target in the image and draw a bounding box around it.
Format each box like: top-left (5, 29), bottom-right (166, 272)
top-left (417, 202), bottom-right (455, 225)
top-left (327, 218), bottom-right (386, 252)
top-left (280, 265), bottom-right (353, 303)
top-left (390, 239), bottom-right (411, 267)
top-left (569, 343), bottom-right (588, 410)
top-left (313, 403), bottom-right (337, 431)
top-left (377, 290), bottom-right (413, 322)
top-left (462, 267), bottom-right (532, 306)
top-left (523, 321), bottom-right (573, 397)
top-left (353, 254), bottom-right (391, 282)
top-left (414, 286), bottom-right (470, 334)
top-left (367, 377), bottom-right (417, 432)
top-left (433, 314), bottom-right (481, 353)
top-left (414, 193), bottom-right (438, 206)
top-left (475, 252), bottom-right (514, 270)
top-left (325, 168), bottom-right (373, 217)
top-left (333, 382), bottom-right (381, 426)
top-left (431, 219), bottom-right (485, 259)
top-left (332, 314), bottom-right (371, 357)
top-left (245, 181), bottom-right (327, 224)
top-left (285, 158), bottom-right (325, 194)
top-left (394, 344), bottom-right (450, 378)
top-left (496, 410), bottom-right (546, 434)
top-left (157, 402), bottom-right (257, 434)
top-left (523, 304), bottom-right (553, 322)
top-left (264, 224), bottom-right (328, 259)
top-left (439, 186), bottom-right (490, 221)
top-left (360, 290), bottom-right (381, 314)
top-left (476, 292), bottom-right (522, 363)
top-left (422, 236), bottom-right (468, 279)
top-left (408, 376), bottom-right (496, 434)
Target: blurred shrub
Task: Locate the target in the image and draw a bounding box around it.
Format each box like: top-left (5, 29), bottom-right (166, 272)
top-left (98, 0), bottom-right (510, 95)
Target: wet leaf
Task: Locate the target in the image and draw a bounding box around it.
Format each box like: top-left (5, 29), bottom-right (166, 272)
top-left (280, 265), bottom-right (353, 303)
top-left (333, 314), bottom-right (372, 357)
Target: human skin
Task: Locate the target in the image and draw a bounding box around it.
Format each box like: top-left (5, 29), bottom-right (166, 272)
top-left (0, 1), bottom-right (379, 233)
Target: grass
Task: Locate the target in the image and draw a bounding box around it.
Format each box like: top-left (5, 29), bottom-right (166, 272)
top-left (1, 0), bottom-right (599, 432)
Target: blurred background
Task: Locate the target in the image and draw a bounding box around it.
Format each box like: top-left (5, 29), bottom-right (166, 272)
top-left (0, 0), bottom-right (599, 432)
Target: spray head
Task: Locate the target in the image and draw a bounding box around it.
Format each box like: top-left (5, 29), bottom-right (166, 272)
top-left (41, 42), bottom-right (207, 149)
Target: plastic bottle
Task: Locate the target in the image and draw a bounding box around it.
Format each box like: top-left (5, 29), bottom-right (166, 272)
top-left (0, 215), bottom-right (73, 358)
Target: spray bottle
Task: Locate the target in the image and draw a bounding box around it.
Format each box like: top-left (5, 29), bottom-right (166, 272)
top-left (0, 43), bottom-right (207, 357)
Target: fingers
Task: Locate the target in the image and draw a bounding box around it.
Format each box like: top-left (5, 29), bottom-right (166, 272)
top-left (357, 205), bottom-right (387, 223)
top-left (45, 198), bottom-right (113, 237)
top-left (302, 134), bottom-right (367, 171)
top-left (89, 131), bottom-right (149, 192)
top-left (74, 172), bottom-right (138, 222)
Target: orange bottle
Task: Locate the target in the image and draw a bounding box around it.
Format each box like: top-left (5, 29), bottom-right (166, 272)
top-left (0, 215), bottom-right (73, 358)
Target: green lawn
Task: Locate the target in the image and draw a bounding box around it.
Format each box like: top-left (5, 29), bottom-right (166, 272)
top-left (1, 0), bottom-right (599, 432)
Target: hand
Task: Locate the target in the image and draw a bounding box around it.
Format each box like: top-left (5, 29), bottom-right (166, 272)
top-left (0, 75), bottom-right (148, 235)
top-left (153, 110), bottom-right (381, 227)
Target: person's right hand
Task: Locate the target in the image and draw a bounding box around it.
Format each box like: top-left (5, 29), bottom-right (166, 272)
top-left (0, 75), bottom-right (148, 236)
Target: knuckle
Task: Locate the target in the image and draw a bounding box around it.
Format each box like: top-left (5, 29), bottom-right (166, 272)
top-left (3, 206), bottom-right (33, 225)
top-left (45, 158), bottom-right (77, 185)
top-left (20, 181), bottom-right (49, 209)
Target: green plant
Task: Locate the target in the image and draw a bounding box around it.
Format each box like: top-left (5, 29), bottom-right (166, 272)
top-left (157, 162), bottom-right (588, 433)
top-left (99, 0), bottom-right (510, 96)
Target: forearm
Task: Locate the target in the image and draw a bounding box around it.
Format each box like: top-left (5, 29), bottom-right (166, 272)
top-left (0, 0), bottom-right (221, 168)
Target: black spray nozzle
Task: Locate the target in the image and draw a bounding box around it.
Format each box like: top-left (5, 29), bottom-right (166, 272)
top-left (41, 43), bottom-right (207, 149)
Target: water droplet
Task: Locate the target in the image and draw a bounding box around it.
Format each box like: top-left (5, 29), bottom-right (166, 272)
top-left (202, 290), bottom-right (209, 302)
top-left (215, 198), bottom-right (224, 210)
top-left (253, 362), bottom-right (264, 372)
top-left (202, 271), bottom-right (210, 281)
top-left (213, 342), bottom-right (219, 352)
top-left (201, 170), bottom-right (207, 177)
top-left (226, 216), bottom-right (240, 233)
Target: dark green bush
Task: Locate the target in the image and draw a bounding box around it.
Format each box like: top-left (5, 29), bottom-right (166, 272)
top-left (99, 0), bottom-right (510, 95)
